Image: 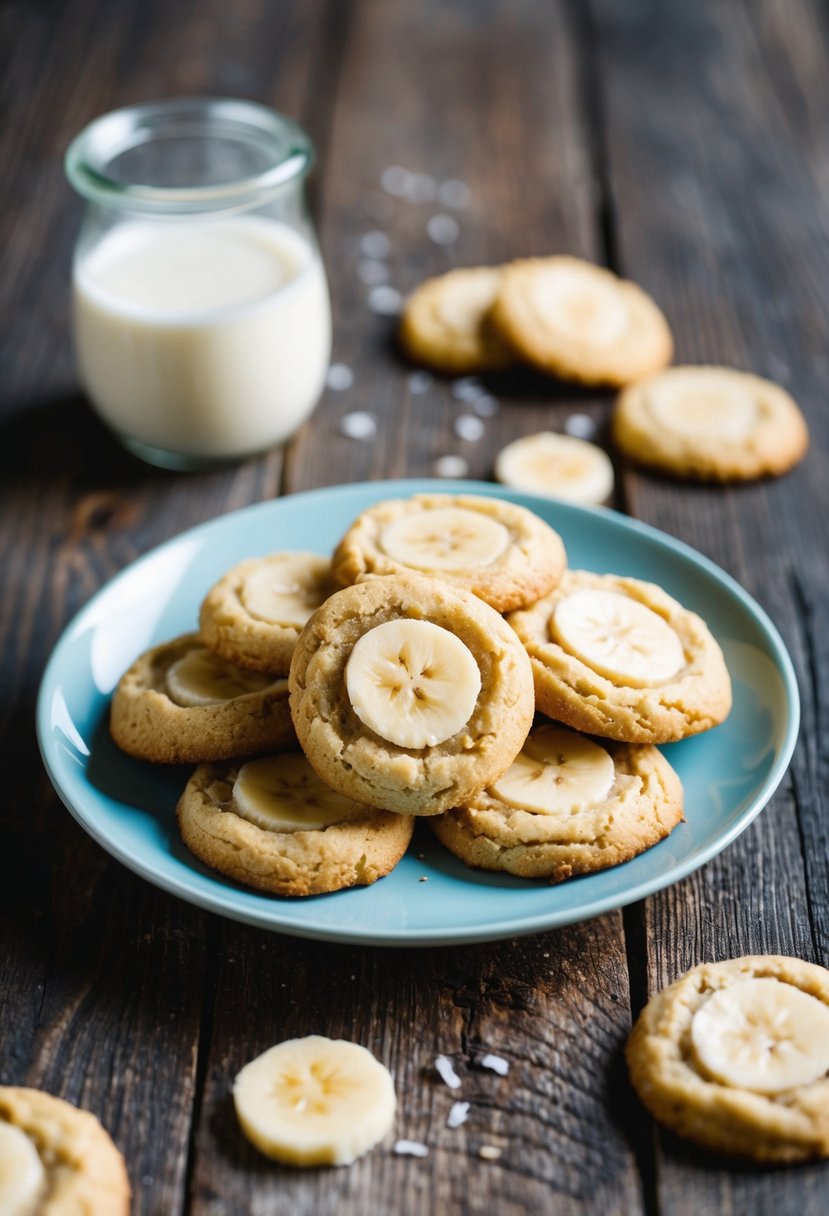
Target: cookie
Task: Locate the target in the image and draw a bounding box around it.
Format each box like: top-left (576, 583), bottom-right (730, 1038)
top-left (0, 1086), bottom-right (130, 1214)
top-left (432, 722), bottom-right (683, 880)
top-left (507, 570), bottom-right (731, 743)
top-left (176, 752), bottom-right (414, 896)
top-left (399, 266), bottom-right (514, 374)
top-left (332, 493), bottom-right (567, 613)
top-left (489, 256), bottom-right (673, 386)
top-left (495, 430), bottom-right (615, 505)
top-left (110, 633), bottom-right (294, 763)
top-left (199, 551), bottom-right (335, 674)
top-left (289, 574), bottom-right (535, 816)
top-left (626, 956), bottom-right (829, 1163)
top-left (612, 365), bottom-right (809, 481)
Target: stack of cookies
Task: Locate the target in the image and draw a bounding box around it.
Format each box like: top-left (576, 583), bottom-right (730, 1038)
top-left (110, 492), bottom-right (732, 896)
top-left (400, 256), bottom-right (809, 488)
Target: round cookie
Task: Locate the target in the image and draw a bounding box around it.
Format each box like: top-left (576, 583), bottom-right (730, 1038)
top-left (489, 255), bottom-right (673, 386)
top-left (626, 956), bottom-right (829, 1163)
top-left (110, 633), bottom-right (294, 763)
top-left (0, 1086), bottom-right (130, 1214)
top-left (399, 266), bottom-right (514, 374)
top-left (289, 574), bottom-right (536, 816)
top-left (612, 365), bottom-right (809, 481)
top-left (495, 430), bottom-right (615, 505)
top-left (331, 493), bottom-right (567, 613)
top-left (177, 753), bottom-right (414, 896)
top-left (507, 570), bottom-right (732, 743)
top-left (199, 551), bottom-right (336, 674)
top-left (432, 722), bottom-right (683, 880)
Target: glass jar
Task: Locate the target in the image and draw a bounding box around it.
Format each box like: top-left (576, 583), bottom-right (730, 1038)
top-left (65, 99), bottom-right (331, 470)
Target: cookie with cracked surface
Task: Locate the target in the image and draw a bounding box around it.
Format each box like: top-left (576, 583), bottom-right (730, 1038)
top-left (199, 551), bottom-right (336, 674)
top-left (432, 722), bottom-right (683, 880)
top-left (626, 955), bottom-right (829, 1163)
top-left (612, 365), bottom-right (809, 481)
top-left (176, 752), bottom-right (414, 896)
top-left (507, 570), bottom-right (731, 743)
top-left (0, 1086), bottom-right (130, 1215)
top-left (489, 255), bottom-right (673, 386)
top-left (331, 493), bottom-right (567, 613)
top-left (110, 633), bottom-right (294, 764)
top-left (289, 574), bottom-right (535, 816)
top-left (399, 266), bottom-right (514, 374)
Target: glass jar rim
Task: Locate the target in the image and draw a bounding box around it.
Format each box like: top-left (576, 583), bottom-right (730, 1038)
top-left (65, 97), bottom-right (314, 215)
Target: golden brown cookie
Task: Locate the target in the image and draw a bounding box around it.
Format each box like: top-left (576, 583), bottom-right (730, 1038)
top-left (507, 570), bottom-right (732, 743)
top-left (626, 956), bottom-right (829, 1163)
top-left (110, 633), bottom-right (294, 763)
top-left (289, 574), bottom-right (535, 816)
top-left (0, 1086), bottom-right (130, 1214)
top-left (490, 256), bottom-right (673, 386)
top-left (398, 266), bottom-right (514, 374)
top-left (495, 430), bottom-right (615, 505)
top-left (432, 722), bottom-right (683, 880)
top-left (176, 753), bottom-right (414, 896)
top-left (331, 493), bottom-right (567, 613)
top-left (199, 551), bottom-right (336, 674)
top-left (612, 365), bottom-right (809, 481)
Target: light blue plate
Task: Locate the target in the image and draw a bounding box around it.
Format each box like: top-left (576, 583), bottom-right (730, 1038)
top-left (37, 480), bottom-right (799, 946)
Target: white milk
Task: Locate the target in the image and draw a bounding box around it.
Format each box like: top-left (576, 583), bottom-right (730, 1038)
top-left (73, 217), bottom-right (331, 460)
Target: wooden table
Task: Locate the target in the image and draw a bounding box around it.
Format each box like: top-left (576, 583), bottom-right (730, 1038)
top-left (2, 1), bottom-right (827, 1211)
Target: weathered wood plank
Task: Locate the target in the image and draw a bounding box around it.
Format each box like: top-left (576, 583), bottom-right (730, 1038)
top-left (189, 1), bottom-right (645, 1213)
top-left (593, 0), bottom-right (829, 1208)
top-left (0, 3), bottom-right (333, 1215)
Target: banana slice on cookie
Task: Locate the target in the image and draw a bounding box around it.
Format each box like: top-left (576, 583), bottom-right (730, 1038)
top-left (399, 266), bottom-right (514, 374)
top-left (234, 1037), bottom-right (396, 1166)
top-left (550, 589), bottom-right (686, 688)
top-left (345, 619), bottom-right (482, 749)
top-left (489, 256), bottom-right (673, 386)
top-left (232, 754), bottom-right (370, 833)
top-left (332, 493), bottom-right (566, 613)
top-left (0, 1122), bottom-right (45, 1214)
top-left (627, 956), bottom-right (829, 1162)
top-left (166, 647), bottom-right (279, 707)
top-left (431, 723), bottom-right (684, 880)
top-left (495, 431), bottom-right (614, 505)
top-left (690, 977), bottom-right (829, 1094)
top-left (612, 366), bottom-right (809, 481)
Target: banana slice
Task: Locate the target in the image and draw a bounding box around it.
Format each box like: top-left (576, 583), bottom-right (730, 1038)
top-left (646, 370), bottom-right (759, 441)
top-left (166, 647), bottom-right (282, 707)
top-left (240, 554), bottom-right (331, 627)
top-left (233, 753), bottom-right (370, 833)
top-left (233, 1036), bottom-right (396, 1166)
top-left (378, 507), bottom-right (510, 571)
top-left (490, 724), bottom-right (615, 815)
top-left (345, 619), bottom-right (481, 748)
top-left (0, 1122), bottom-right (45, 1215)
top-left (691, 977), bottom-right (829, 1094)
top-left (495, 431), bottom-right (614, 505)
top-left (551, 590), bottom-right (685, 687)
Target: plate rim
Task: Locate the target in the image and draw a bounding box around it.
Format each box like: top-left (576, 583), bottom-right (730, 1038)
top-left (36, 478), bottom-right (801, 946)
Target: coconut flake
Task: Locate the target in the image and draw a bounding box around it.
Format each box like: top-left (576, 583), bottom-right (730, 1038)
top-left (358, 259), bottom-right (390, 286)
top-left (427, 214), bottom-right (460, 245)
top-left (438, 179), bottom-right (472, 210)
top-left (433, 454), bottom-right (469, 479)
top-left (407, 370), bottom-right (434, 395)
top-left (564, 413), bottom-right (598, 440)
top-left (359, 230), bottom-right (391, 259)
top-left (447, 1101), bottom-right (470, 1129)
top-left (480, 1053), bottom-right (510, 1076)
top-left (340, 411), bottom-right (377, 440)
top-left (394, 1139), bottom-right (429, 1157)
top-left (381, 166), bottom-right (412, 197)
top-left (479, 1145), bottom-right (502, 1160)
top-left (434, 1054), bottom-right (462, 1089)
top-left (326, 363), bottom-right (354, 391)
top-left (367, 286), bottom-right (403, 316)
top-left (451, 377), bottom-right (484, 402)
top-left (454, 415), bottom-right (485, 442)
top-left (473, 395), bottom-right (499, 417)
top-left (406, 173), bottom-right (437, 203)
